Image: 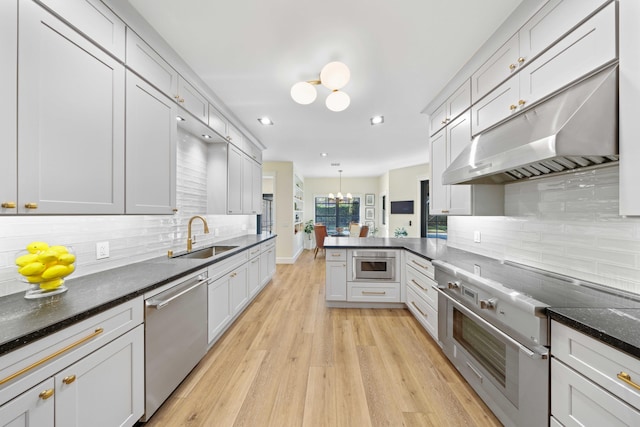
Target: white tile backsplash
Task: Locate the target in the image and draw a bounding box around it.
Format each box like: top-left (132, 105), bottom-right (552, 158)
top-left (0, 131), bottom-right (256, 297)
top-left (448, 165), bottom-right (640, 294)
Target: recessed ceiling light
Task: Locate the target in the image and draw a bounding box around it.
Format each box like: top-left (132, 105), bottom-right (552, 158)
top-left (321, 153), bottom-right (328, 157)
top-left (370, 115), bottom-right (384, 125)
top-left (258, 117), bottom-right (274, 125)
top-left (202, 134), bottom-right (212, 139)
top-left (176, 116), bottom-right (186, 121)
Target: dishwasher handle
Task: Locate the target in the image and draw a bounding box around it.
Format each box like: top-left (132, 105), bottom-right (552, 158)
top-left (146, 275), bottom-right (209, 310)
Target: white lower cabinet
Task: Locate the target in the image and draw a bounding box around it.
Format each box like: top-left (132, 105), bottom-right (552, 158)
top-left (551, 320), bottom-right (640, 426)
top-left (404, 253), bottom-right (438, 341)
top-left (325, 249), bottom-right (347, 301)
top-left (208, 272), bottom-right (232, 344)
top-left (260, 239), bottom-right (276, 287)
top-left (347, 283), bottom-right (400, 303)
top-left (0, 378), bottom-right (54, 427)
top-left (248, 252), bottom-right (261, 298)
top-left (229, 263), bottom-right (248, 315)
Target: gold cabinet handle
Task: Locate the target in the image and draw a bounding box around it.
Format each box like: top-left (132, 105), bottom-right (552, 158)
top-left (24, 202), bottom-right (38, 209)
top-left (174, 95), bottom-right (180, 100)
top-left (518, 99), bottom-right (526, 106)
top-left (510, 104), bottom-right (518, 111)
top-left (617, 372), bottom-right (640, 390)
top-left (517, 57), bottom-right (525, 64)
top-left (39, 389), bottom-right (54, 400)
top-left (411, 259), bottom-right (429, 271)
top-left (172, 208), bottom-right (178, 213)
top-left (362, 291), bottom-right (386, 296)
top-left (411, 279), bottom-right (427, 291)
top-left (62, 374), bottom-right (76, 385)
top-left (0, 328), bottom-right (103, 386)
top-left (331, 253), bottom-right (341, 257)
top-left (509, 63), bottom-right (517, 71)
top-left (411, 301), bottom-right (428, 317)
top-left (441, 210), bottom-right (449, 214)
top-left (1, 201), bottom-right (16, 208)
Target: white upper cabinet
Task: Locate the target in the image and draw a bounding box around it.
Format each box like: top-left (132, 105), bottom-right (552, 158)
top-left (176, 77), bottom-right (208, 123)
top-left (36, 0), bottom-right (126, 60)
top-left (125, 28), bottom-right (178, 100)
top-left (207, 105), bottom-right (228, 140)
top-left (471, 0), bottom-right (610, 105)
top-left (227, 123), bottom-right (243, 148)
top-left (472, 2), bottom-right (616, 135)
top-left (125, 72), bottom-right (177, 214)
top-left (0, 0), bottom-right (17, 215)
top-left (429, 80), bottom-right (471, 136)
top-left (227, 144), bottom-right (244, 214)
top-left (18, 0), bottom-right (125, 214)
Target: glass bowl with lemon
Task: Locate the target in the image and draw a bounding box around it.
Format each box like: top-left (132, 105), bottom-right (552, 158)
top-left (16, 241), bottom-right (76, 299)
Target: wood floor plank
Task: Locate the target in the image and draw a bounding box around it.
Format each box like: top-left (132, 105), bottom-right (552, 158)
top-left (142, 249), bottom-right (502, 427)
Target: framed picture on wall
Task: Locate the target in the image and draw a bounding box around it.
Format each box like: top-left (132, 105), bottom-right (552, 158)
top-left (365, 194), bottom-right (375, 206)
top-left (365, 207), bottom-right (375, 221)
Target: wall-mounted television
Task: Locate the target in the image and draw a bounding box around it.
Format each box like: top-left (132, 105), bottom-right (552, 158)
top-left (390, 200), bottom-right (414, 214)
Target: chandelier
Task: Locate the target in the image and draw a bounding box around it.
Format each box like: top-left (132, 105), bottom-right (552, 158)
top-left (290, 62), bottom-right (351, 112)
top-left (329, 170), bottom-right (352, 202)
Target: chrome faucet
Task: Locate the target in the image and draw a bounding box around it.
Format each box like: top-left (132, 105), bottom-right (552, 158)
top-left (187, 215), bottom-right (210, 252)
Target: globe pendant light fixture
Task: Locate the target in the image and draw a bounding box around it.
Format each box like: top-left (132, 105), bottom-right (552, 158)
top-left (328, 170), bottom-right (353, 202)
top-left (291, 61), bottom-right (351, 112)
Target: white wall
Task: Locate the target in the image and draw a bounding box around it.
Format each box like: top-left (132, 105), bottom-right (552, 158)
top-left (0, 132), bottom-right (255, 297)
top-left (388, 163), bottom-right (429, 237)
top-left (447, 165), bottom-right (640, 294)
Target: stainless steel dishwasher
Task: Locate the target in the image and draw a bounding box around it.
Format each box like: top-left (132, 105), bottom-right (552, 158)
top-left (142, 270), bottom-right (209, 421)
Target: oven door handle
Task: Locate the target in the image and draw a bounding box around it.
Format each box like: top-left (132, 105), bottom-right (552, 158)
top-left (435, 286), bottom-right (548, 360)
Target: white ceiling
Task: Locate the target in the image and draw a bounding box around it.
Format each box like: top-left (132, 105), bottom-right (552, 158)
top-left (128, 0), bottom-right (523, 178)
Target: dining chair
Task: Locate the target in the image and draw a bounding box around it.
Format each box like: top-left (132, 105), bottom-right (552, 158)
top-left (359, 225), bottom-right (369, 237)
top-left (314, 224), bottom-right (328, 259)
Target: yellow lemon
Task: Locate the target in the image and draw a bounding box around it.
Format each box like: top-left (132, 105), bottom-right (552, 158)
top-left (15, 253), bottom-right (38, 267)
top-left (49, 245), bottom-right (69, 254)
top-left (26, 241), bottom-right (49, 254)
top-left (19, 262), bottom-right (46, 276)
top-left (57, 253), bottom-right (76, 265)
top-left (41, 264), bottom-right (69, 280)
top-left (65, 264), bottom-right (75, 275)
top-left (40, 279), bottom-right (63, 290)
top-left (37, 250), bottom-right (59, 264)
top-left (25, 275), bottom-right (44, 283)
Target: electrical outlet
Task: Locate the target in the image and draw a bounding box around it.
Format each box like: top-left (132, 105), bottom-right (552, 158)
top-left (474, 264), bottom-right (481, 276)
top-left (96, 241), bottom-right (109, 260)
top-left (214, 228), bottom-right (220, 236)
top-left (473, 231), bottom-right (481, 243)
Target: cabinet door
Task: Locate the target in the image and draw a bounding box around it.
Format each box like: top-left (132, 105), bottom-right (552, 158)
top-left (446, 80), bottom-right (471, 125)
top-left (208, 105), bottom-right (227, 138)
top-left (18, 1), bottom-right (125, 214)
top-left (447, 113), bottom-right (472, 215)
top-left (519, 2), bottom-right (616, 108)
top-left (227, 124), bottom-right (243, 147)
top-left (177, 77), bottom-right (207, 123)
top-left (229, 264), bottom-right (248, 315)
top-left (245, 159), bottom-right (262, 215)
top-left (326, 262), bottom-right (347, 301)
top-left (471, 74), bottom-right (519, 136)
top-left (208, 275), bottom-right (231, 344)
top-left (227, 144), bottom-right (244, 214)
top-left (55, 326), bottom-right (144, 427)
top-left (125, 72), bottom-right (177, 214)
top-left (125, 29), bottom-right (178, 99)
top-left (0, 378), bottom-right (54, 427)
top-left (0, 0), bottom-right (17, 214)
top-left (471, 34), bottom-right (519, 104)
top-left (248, 255), bottom-right (261, 297)
top-left (36, 0), bottom-right (125, 60)
top-left (429, 130), bottom-right (448, 214)
top-left (242, 156), bottom-right (253, 214)
top-left (429, 102), bottom-right (447, 137)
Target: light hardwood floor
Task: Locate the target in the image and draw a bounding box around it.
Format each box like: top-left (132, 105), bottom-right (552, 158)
top-left (143, 249), bottom-right (501, 427)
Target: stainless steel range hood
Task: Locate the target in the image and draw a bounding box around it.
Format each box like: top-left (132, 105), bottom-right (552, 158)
top-left (442, 64), bottom-right (618, 185)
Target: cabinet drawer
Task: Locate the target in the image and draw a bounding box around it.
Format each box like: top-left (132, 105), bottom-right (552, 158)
top-left (347, 283), bottom-right (400, 302)
top-left (207, 251), bottom-right (249, 282)
top-left (36, 0), bottom-right (125, 60)
top-left (261, 239), bottom-right (276, 252)
top-left (326, 249), bottom-right (346, 262)
top-left (406, 268), bottom-right (438, 309)
top-left (406, 285), bottom-right (438, 341)
top-left (126, 29), bottom-right (178, 99)
top-left (552, 321), bottom-right (640, 410)
top-left (405, 252), bottom-right (434, 279)
top-left (0, 297), bottom-right (143, 406)
top-left (552, 358), bottom-right (640, 426)
top-left (247, 244), bottom-right (261, 259)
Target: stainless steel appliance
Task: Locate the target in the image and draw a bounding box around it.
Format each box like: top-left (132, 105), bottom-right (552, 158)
top-left (349, 250), bottom-right (397, 281)
top-left (434, 250), bottom-right (640, 427)
top-left (142, 270), bottom-right (209, 421)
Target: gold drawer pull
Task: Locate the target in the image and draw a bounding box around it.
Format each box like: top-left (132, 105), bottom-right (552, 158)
top-left (510, 104), bottom-right (518, 111)
top-left (1, 201), bottom-right (16, 208)
top-left (411, 259), bottom-right (429, 270)
top-left (362, 291), bottom-right (386, 296)
top-left (331, 253), bottom-right (342, 257)
top-left (441, 210), bottom-right (449, 214)
top-left (62, 374), bottom-right (76, 385)
top-left (0, 328), bottom-right (104, 386)
top-left (518, 99), bottom-right (526, 106)
top-left (411, 279), bottom-right (427, 291)
top-left (24, 202), bottom-right (38, 209)
top-left (617, 372), bottom-right (640, 390)
top-left (517, 57), bottom-right (525, 64)
top-left (39, 389), bottom-right (54, 400)
top-left (411, 301), bottom-right (428, 318)
top-left (509, 63), bottom-right (517, 71)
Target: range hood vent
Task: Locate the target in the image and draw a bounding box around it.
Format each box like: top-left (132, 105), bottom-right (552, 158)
top-left (442, 64), bottom-right (618, 185)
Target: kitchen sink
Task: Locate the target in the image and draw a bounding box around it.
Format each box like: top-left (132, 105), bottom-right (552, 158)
top-left (173, 245), bottom-right (238, 259)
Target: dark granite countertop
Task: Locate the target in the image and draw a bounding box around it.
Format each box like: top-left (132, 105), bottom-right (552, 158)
top-left (324, 237), bottom-right (448, 260)
top-left (0, 234), bottom-right (276, 356)
top-left (548, 307), bottom-right (640, 359)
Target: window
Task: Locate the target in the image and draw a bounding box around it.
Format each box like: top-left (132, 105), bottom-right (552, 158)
top-left (315, 197), bottom-right (360, 233)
